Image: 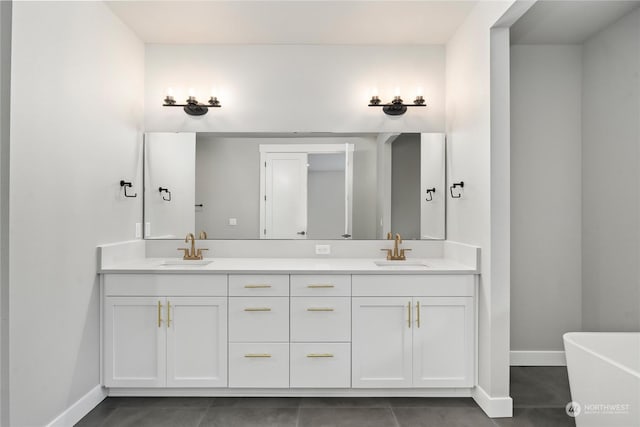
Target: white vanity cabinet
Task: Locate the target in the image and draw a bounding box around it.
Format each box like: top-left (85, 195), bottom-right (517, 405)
top-left (352, 275), bottom-right (475, 388)
top-left (103, 275), bottom-right (228, 388)
top-left (101, 268), bottom-right (477, 395)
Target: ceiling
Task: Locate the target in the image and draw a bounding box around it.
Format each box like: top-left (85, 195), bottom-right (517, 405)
top-left (511, 0), bottom-right (640, 44)
top-left (106, 0), bottom-right (477, 45)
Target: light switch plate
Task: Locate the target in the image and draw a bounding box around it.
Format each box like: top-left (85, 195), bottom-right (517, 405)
top-left (315, 244), bottom-right (331, 255)
top-left (229, 218), bottom-right (237, 226)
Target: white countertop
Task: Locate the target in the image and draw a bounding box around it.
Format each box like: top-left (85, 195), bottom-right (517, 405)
top-left (99, 257), bottom-right (478, 275)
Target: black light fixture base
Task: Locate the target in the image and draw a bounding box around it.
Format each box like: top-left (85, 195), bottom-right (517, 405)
top-left (183, 104), bottom-right (209, 116)
top-left (382, 104), bottom-right (408, 116)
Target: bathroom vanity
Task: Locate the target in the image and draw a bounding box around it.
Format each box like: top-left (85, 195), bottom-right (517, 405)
top-left (99, 254), bottom-right (478, 398)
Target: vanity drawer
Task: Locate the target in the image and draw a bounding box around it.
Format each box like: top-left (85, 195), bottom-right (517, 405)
top-left (291, 275), bottom-right (351, 296)
top-left (352, 275), bottom-right (474, 297)
top-left (290, 297), bottom-right (351, 342)
top-left (104, 274), bottom-right (227, 297)
top-left (290, 343), bottom-right (351, 388)
top-left (229, 297), bottom-right (289, 342)
top-left (229, 275), bottom-right (289, 296)
top-left (229, 343), bottom-right (289, 388)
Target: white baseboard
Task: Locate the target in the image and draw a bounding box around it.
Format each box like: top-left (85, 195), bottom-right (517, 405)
top-left (510, 351), bottom-right (566, 366)
top-left (472, 385), bottom-right (513, 418)
top-left (46, 385), bottom-right (107, 427)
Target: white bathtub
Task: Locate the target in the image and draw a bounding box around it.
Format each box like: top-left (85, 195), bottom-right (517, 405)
top-left (563, 332), bottom-right (640, 427)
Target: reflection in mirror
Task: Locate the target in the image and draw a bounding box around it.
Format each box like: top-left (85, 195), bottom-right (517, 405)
top-left (144, 132), bottom-right (445, 240)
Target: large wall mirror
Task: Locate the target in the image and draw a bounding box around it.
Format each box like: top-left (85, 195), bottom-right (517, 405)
top-left (144, 132), bottom-right (445, 240)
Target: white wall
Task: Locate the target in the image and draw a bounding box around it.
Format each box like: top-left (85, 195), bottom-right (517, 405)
top-left (582, 7), bottom-right (640, 332)
top-left (445, 0), bottom-right (514, 402)
top-left (145, 133), bottom-right (195, 239)
top-left (510, 45), bottom-right (583, 351)
top-left (9, 2), bottom-right (144, 426)
top-left (0, 1), bottom-right (11, 424)
top-left (144, 44), bottom-right (445, 133)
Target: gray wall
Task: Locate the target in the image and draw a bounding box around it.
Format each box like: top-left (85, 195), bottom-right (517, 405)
top-left (195, 135), bottom-right (261, 239)
top-left (308, 170), bottom-right (345, 239)
top-left (582, 8), bottom-right (640, 332)
top-left (391, 133), bottom-right (421, 240)
top-left (510, 7), bottom-right (640, 353)
top-left (0, 1), bottom-right (11, 423)
top-left (510, 45), bottom-right (583, 351)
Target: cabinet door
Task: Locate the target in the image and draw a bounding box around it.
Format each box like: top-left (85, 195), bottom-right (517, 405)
top-left (166, 297), bottom-right (228, 387)
top-left (413, 297), bottom-right (474, 387)
top-left (104, 297), bottom-right (166, 387)
top-left (352, 297), bottom-right (413, 388)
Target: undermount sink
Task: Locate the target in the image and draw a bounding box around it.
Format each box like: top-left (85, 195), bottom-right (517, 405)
top-left (374, 260), bottom-right (429, 268)
top-left (158, 259), bottom-right (213, 267)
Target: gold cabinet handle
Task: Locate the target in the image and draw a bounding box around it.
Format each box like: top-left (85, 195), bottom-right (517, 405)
top-left (416, 301), bottom-right (420, 328)
top-left (244, 354), bottom-right (272, 358)
top-left (307, 353), bottom-right (334, 358)
top-left (158, 301), bottom-right (163, 328)
top-left (307, 284), bottom-right (334, 288)
top-left (307, 307), bottom-right (335, 312)
top-left (244, 307), bottom-right (272, 312)
top-left (407, 301), bottom-right (412, 328)
top-left (244, 284), bottom-right (272, 288)
top-left (167, 300), bottom-right (171, 328)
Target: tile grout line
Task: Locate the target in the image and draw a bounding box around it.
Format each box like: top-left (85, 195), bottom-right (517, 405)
top-left (295, 404), bottom-right (301, 427)
top-left (389, 406), bottom-right (402, 427)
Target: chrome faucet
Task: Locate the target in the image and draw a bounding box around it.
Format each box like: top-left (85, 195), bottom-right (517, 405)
top-left (178, 233), bottom-right (208, 260)
top-left (381, 232), bottom-right (411, 261)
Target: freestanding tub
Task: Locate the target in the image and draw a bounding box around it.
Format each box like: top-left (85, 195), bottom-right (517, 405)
top-left (563, 332), bottom-right (640, 427)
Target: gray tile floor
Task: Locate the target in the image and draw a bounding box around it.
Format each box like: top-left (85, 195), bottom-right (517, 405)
top-left (76, 367), bottom-right (576, 427)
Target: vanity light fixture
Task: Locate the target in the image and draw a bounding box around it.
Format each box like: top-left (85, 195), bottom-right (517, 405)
top-left (163, 88), bottom-right (221, 116)
top-left (369, 94), bottom-right (426, 116)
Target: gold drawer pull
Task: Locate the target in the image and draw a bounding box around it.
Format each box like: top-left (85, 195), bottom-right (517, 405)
top-left (307, 307), bottom-right (335, 312)
top-left (307, 353), bottom-right (334, 358)
top-left (167, 301), bottom-right (171, 328)
top-left (157, 301), bottom-right (163, 328)
top-left (244, 307), bottom-right (272, 312)
top-left (244, 354), bottom-right (272, 358)
top-left (307, 284), bottom-right (334, 288)
top-left (244, 284), bottom-right (272, 288)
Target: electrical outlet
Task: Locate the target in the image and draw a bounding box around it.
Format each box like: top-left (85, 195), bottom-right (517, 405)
top-left (229, 218), bottom-right (237, 226)
top-left (315, 244), bottom-right (331, 255)
top-left (135, 223), bottom-right (142, 238)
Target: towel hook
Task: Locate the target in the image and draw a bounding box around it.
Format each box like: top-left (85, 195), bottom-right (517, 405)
top-left (159, 187), bottom-right (171, 202)
top-left (450, 181), bottom-right (464, 198)
top-left (120, 180), bottom-right (137, 198)
top-left (425, 188), bottom-right (436, 202)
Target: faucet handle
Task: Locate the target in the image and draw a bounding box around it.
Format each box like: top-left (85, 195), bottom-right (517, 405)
top-left (177, 248), bottom-right (189, 259)
top-left (196, 248), bottom-right (209, 259)
top-left (400, 248), bottom-right (412, 259)
top-left (380, 248), bottom-right (392, 260)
